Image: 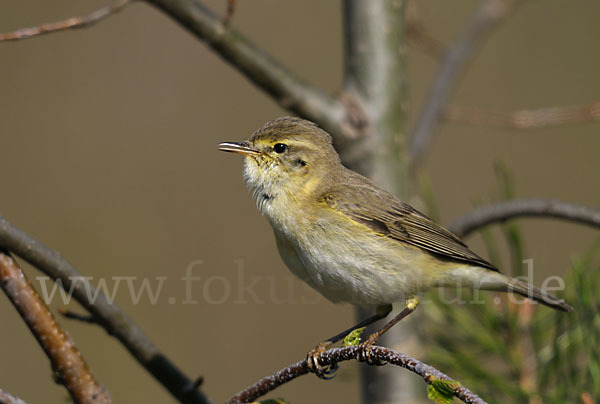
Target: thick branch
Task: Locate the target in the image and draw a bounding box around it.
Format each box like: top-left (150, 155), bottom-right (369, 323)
top-left (409, 0), bottom-right (522, 164)
top-left (227, 346), bottom-right (487, 404)
top-left (0, 252), bottom-right (111, 403)
top-left (0, 0), bottom-right (132, 41)
top-left (342, 0), bottom-right (408, 191)
top-left (448, 199), bottom-right (600, 238)
top-left (0, 215), bottom-right (211, 404)
top-left (342, 2), bottom-right (411, 403)
top-left (445, 103), bottom-right (600, 129)
top-left (143, 0), bottom-right (347, 139)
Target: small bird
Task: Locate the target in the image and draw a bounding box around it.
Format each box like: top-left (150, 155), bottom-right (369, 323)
top-left (219, 116), bottom-right (572, 376)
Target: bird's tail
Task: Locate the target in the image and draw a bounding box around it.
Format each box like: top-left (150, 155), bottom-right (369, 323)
top-left (505, 278), bottom-right (572, 312)
top-left (444, 267), bottom-right (573, 312)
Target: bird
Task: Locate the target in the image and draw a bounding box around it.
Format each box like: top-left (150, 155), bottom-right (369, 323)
top-left (219, 116), bottom-right (572, 377)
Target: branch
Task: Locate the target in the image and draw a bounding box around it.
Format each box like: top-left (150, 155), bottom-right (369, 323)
top-left (143, 0), bottom-right (349, 139)
top-left (0, 215), bottom-right (211, 404)
top-left (405, 1), bottom-right (445, 60)
top-left (444, 103), bottom-right (600, 129)
top-left (223, 0), bottom-right (237, 25)
top-left (342, 0), bottom-right (409, 194)
top-left (581, 392), bottom-right (594, 404)
top-left (0, 388), bottom-right (28, 404)
top-left (0, 0), bottom-right (132, 41)
top-left (409, 0), bottom-right (522, 164)
top-left (448, 199), bottom-right (600, 238)
top-left (226, 346), bottom-right (487, 404)
top-left (405, 21), bottom-right (446, 60)
top-left (342, 1), bottom-right (414, 402)
top-left (0, 252), bottom-right (111, 403)
top-left (58, 308), bottom-right (97, 324)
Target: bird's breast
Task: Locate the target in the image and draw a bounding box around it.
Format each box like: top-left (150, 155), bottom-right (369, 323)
top-left (270, 204), bottom-right (432, 306)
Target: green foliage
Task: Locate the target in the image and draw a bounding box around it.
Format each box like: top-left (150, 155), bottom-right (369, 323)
top-left (418, 165), bottom-right (600, 403)
top-left (427, 378), bottom-right (461, 404)
top-left (342, 327), bottom-right (365, 347)
top-left (420, 243), bottom-right (600, 403)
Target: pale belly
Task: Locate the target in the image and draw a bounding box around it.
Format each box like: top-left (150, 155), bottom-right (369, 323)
top-left (273, 219), bottom-right (432, 307)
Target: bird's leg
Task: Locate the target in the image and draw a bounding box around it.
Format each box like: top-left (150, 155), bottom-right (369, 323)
top-left (357, 296), bottom-right (420, 365)
top-left (307, 304), bottom-right (392, 379)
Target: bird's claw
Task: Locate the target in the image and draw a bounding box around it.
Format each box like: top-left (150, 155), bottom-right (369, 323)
top-left (357, 335), bottom-right (387, 366)
top-left (306, 341), bottom-right (338, 379)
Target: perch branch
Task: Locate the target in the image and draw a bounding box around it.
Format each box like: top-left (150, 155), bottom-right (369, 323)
top-left (0, 388), bottom-right (28, 404)
top-left (226, 345), bottom-right (487, 404)
top-left (444, 103), bottom-right (600, 129)
top-left (448, 199), bottom-right (600, 238)
top-left (143, 0), bottom-right (348, 139)
top-left (409, 0), bottom-right (523, 164)
top-left (0, 0), bottom-right (133, 41)
top-left (0, 252), bottom-right (111, 403)
top-left (0, 215), bottom-right (211, 404)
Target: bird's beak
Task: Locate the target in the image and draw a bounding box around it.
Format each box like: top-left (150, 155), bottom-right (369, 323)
top-left (218, 142), bottom-right (260, 156)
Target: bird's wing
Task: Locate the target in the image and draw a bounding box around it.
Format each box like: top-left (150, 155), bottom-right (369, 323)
top-left (320, 183), bottom-right (499, 272)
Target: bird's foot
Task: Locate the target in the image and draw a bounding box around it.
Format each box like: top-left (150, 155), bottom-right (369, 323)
top-left (306, 341), bottom-right (338, 379)
top-left (357, 333), bottom-right (387, 366)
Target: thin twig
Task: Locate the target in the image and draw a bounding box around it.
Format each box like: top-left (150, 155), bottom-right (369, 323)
top-left (409, 0), bottom-right (523, 164)
top-left (58, 308), bottom-right (97, 324)
top-left (226, 345), bottom-right (487, 404)
top-left (143, 0), bottom-right (349, 139)
top-left (445, 103), bottom-right (600, 129)
top-left (581, 392), bottom-right (594, 404)
top-left (0, 252), bottom-right (111, 403)
top-left (405, 1), bottom-right (445, 60)
top-left (0, 388), bottom-right (28, 404)
top-left (405, 21), bottom-right (446, 60)
top-left (0, 0), bottom-right (133, 41)
top-left (0, 215), bottom-right (211, 404)
top-left (223, 0), bottom-right (237, 25)
top-left (448, 199), bottom-right (600, 238)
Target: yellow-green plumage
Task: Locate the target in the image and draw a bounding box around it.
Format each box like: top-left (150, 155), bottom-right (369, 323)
top-left (219, 117), bottom-right (572, 312)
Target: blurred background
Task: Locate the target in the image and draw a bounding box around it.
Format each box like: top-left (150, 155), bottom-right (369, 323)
top-left (1, 1), bottom-right (599, 403)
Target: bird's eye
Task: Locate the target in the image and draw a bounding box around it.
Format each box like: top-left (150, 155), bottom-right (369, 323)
top-left (273, 143), bottom-right (288, 154)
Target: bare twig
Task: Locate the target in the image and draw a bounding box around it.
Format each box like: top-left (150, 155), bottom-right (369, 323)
top-left (405, 21), bottom-right (446, 60)
top-left (581, 392), bottom-right (594, 404)
top-left (405, 1), bottom-right (445, 60)
top-left (223, 0), bottom-right (237, 25)
top-left (409, 0), bottom-right (523, 164)
top-left (226, 345), bottom-right (487, 404)
top-left (0, 388), bottom-right (28, 404)
top-left (445, 103), bottom-right (600, 129)
top-left (0, 215), bottom-right (211, 404)
top-left (0, 252), bottom-right (111, 403)
top-left (58, 308), bottom-right (97, 324)
top-left (0, 0), bottom-right (133, 41)
top-left (143, 0), bottom-right (348, 139)
top-left (448, 199), bottom-right (600, 238)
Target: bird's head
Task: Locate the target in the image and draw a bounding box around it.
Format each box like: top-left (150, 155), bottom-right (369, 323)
top-left (219, 117), bottom-right (341, 210)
